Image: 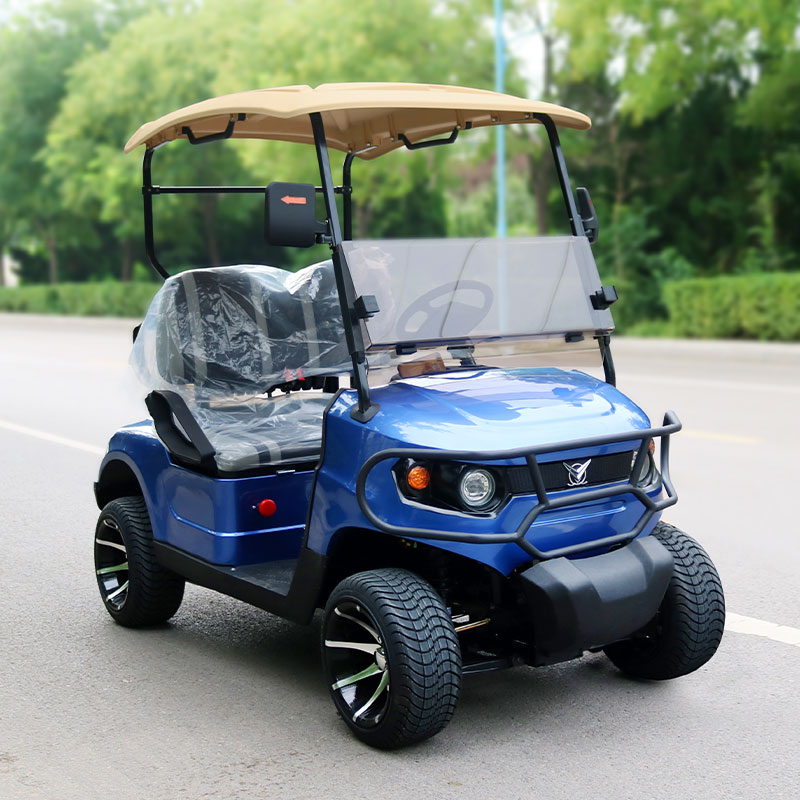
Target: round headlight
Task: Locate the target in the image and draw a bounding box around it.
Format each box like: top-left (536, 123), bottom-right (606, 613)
top-left (458, 469), bottom-right (496, 508)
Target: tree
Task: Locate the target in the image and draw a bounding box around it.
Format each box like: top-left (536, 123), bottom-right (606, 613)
top-left (555, 0), bottom-right (800, 122)
top-left (0, 0), bottom-right (157, 282)
top-left (44, 0), bottom-right (498, 278)
top-left (44, 2), bottom-right (250, 280)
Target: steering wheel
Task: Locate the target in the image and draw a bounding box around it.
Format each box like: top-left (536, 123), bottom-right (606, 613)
top-left (395, 280), bottom-right (494, 340)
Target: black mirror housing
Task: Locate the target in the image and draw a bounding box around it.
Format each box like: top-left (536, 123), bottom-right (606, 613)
top-left (265, 182), bottom-right (323, 248)
top-left (576, 187), bottom-right (599, 244)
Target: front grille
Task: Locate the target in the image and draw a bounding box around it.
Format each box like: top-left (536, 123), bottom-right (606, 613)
top-left (505, 450), bottom-right (634, 495)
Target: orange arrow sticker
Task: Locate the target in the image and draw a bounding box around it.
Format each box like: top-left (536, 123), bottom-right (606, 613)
top-left (281, 195), bottom-right (307, 205)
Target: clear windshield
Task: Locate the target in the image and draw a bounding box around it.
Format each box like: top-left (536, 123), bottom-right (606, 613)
top-left (342, 236), bottom-right (613, 351)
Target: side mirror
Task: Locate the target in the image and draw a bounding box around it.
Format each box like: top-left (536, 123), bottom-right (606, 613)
top-left (265, 182), bottom-right (326, 248)
top-left (576, 187), bottom-right (599, 244)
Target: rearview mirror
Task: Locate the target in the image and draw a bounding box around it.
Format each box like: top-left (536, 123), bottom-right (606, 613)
top-left (576, 187), bottom-right (599, 244)
top-left (265, 182), bottom-right (325, 248)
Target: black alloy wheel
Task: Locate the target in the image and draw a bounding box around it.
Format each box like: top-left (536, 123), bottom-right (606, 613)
top-left (322, 568), bottom-right (461, 749)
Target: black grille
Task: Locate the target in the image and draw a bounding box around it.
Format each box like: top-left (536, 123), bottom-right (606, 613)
top-left (505, 450), bottom-right (634, 494)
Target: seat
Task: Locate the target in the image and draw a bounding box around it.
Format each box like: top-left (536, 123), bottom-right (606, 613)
top-left (193, 394), bottom-right (333, 471)
top-left (131, 261), bottom-right (350, 473)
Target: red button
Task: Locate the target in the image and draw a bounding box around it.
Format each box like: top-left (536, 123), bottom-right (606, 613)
top-left (258, 499), bottom-right (277, 517)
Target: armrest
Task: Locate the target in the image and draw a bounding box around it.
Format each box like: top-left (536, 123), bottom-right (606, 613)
top-left (145, 390), bottom-right (216, 470)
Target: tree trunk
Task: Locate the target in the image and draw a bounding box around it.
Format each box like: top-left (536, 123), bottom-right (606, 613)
top-left (34, 218), bottom-right (59, 284)
top-left (47, 235), bottom-right (58, 284)
top-left (528, 151), bottom-right (549, 235)
top-left (0, 240), bottom-right (5, 287)
top-left (202, 195), bottom-right (220, 266)
top-left (120, 237), bottom-right (132, 282)
top-left (526, 30), bottom-right (554, 235)
top-left (356, 201), bottom-right (373, 239)
top-left (542, 33), bottom-right (554, 102)
top-left (611, 123), bottom-right (627, 281)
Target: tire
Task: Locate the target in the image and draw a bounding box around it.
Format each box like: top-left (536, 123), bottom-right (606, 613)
top-left (604, 522), bottom-right (725, 680)
top-left (94, 496), bottom-right (185, 627)
top-left (321, 568), bottom-right (462, 749)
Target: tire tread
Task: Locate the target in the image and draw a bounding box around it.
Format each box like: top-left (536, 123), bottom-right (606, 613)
top-left (96, 497), bottom-right (184, 627)
top-left (323, 568), bottom-right (461, 749)
top-left (604, 523), bottom-right (725, 680)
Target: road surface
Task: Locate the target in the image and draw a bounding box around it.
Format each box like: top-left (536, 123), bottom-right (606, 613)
top-left (1, 313), bottom-right (798, 799)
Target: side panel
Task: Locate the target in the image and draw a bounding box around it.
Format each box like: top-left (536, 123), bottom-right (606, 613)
top-left (98, 422), bottom-right (312, 566)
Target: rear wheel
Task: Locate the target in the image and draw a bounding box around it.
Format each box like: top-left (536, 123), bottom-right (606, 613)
top-left (604, 522), bottom-right (725, 679)
top-left (322, 568), bottom-right (461, 749)
top-left (94, 497), bottom-right (184, 627)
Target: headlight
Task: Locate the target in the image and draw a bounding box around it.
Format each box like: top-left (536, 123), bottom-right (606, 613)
top-left (458, 469), bottom-right (496, 508)
top-left (393, 460), bottom-right (504, 514)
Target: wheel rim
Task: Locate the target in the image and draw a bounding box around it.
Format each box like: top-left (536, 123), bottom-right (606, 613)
top-left (95, 517), bottom-right (129, 611)
top-left (324, 601), bottom-right (390, 727)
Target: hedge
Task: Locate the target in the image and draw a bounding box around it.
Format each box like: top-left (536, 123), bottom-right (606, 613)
top-left (3, 272), bottom-right (800, 342)
top-left (664, 272), bottom-right (800, 341)
top-left (0, 282), bottom-right (158, 318)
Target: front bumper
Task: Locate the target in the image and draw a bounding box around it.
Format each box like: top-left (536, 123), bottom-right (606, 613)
top-left (356, 411), bottom-right (681, 561)
top-left (515, 535), bottom-right (674, 665)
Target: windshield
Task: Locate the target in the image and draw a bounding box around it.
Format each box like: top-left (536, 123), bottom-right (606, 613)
top-left (343, 235), bottom-right (612, 388)
top-left (342, 236), bottom-right (612, 350)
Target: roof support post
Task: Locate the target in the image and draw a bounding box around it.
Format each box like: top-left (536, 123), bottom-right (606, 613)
top-left (142, 147), bottom-right (170, 280)
top-left (311, 113), bottom-right (376, 422)
top-left (534, 114), bottom-right (616, 381)
top-left (342, 152), bottom-right (355, 241)
top-left (532, 113), bottom-right (585, 238)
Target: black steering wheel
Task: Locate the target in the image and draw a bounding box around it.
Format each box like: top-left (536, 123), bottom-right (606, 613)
top-left (395, 280), bottom-right (494, 340)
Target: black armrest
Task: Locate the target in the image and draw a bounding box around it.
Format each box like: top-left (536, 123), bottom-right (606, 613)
top-left (145, 390), bottom-right (216, 469)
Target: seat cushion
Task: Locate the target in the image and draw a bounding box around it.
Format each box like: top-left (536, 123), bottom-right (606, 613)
top-left (192, 393), bottom-right (332, 473)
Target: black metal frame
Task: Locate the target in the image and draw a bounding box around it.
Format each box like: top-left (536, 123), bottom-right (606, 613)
top-left (139, 110), bottom-right (614, 415)
top-left (355, 411), bottom-right (681, 560)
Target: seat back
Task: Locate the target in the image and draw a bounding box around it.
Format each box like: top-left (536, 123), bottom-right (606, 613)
top-left (132, 261), bottom-right (350, 397)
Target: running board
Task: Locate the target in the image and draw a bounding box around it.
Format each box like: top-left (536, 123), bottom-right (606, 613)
top-left (153, 541), bottom-right (326, 624)
top-left (462, 656), bottom-right (513, 675)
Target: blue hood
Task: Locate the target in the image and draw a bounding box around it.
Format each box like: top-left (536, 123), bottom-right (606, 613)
top-left (364, 368), bottom-right (650, 452)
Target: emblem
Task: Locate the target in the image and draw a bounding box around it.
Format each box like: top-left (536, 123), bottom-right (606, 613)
top-left (564, 459), bottom-right (592, 487)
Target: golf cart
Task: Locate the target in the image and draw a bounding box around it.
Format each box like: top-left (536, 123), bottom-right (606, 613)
top-left (94, 83), bottom-right (724, 749)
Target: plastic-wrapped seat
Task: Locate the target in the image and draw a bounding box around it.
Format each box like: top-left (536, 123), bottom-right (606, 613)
top-left (131, 261), bottom-right (350, 473)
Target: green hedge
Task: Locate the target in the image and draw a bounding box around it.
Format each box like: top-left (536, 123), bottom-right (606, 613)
top-left (0, 282), bottom-right (158, 317)
top-left (664, 272), bottom-right (800, 341)
top-left (3, 273), bottom-right (800, 342)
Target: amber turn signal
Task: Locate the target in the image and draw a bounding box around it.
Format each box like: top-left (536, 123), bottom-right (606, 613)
top-left (407, 465), bottom-right (431, 490)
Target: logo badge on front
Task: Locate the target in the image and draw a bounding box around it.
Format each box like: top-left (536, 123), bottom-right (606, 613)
top-left (564, 459), bottom-right (592, 487)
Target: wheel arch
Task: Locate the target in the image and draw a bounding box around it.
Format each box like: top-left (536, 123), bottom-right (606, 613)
top-left (94, 455), bottom-right (145, 509)
top-left (320, 526), bottom-right (501, 608)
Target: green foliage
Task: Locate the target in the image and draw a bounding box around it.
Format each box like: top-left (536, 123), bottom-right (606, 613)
top-left (0, 1), bottom-right (159, 281)
top-left (664, 273), bottom-right (800, 341)
top-left (594, 205), bottom-right (692, 329)
top-left (27, 0), bottom-right (497, 281)
top-left (555, 0), bottom-right (800, 123)
top-left (0, 0), bottom-right (799, 344)
top-left (0, 281), bottom-right (158, 317)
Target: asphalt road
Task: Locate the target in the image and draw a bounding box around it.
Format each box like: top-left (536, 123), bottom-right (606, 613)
top-left (1, 312), bottom-right (799, 800)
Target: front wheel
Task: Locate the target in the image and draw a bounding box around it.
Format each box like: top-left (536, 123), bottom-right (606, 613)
top-left (604, 522), bottom-right (725, 680)
top-left (321, 568), bottom-right (461, 749)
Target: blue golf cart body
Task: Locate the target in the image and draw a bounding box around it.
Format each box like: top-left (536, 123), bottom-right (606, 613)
top-left (93, 85), bottom-right (722, 746)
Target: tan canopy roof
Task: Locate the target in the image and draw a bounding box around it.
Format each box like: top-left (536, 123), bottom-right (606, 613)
top-left (124, 82), bottom-right (591, 159)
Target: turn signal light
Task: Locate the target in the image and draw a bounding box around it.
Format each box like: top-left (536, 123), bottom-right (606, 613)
top-left (407, 465), bottom-right (431, 491)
